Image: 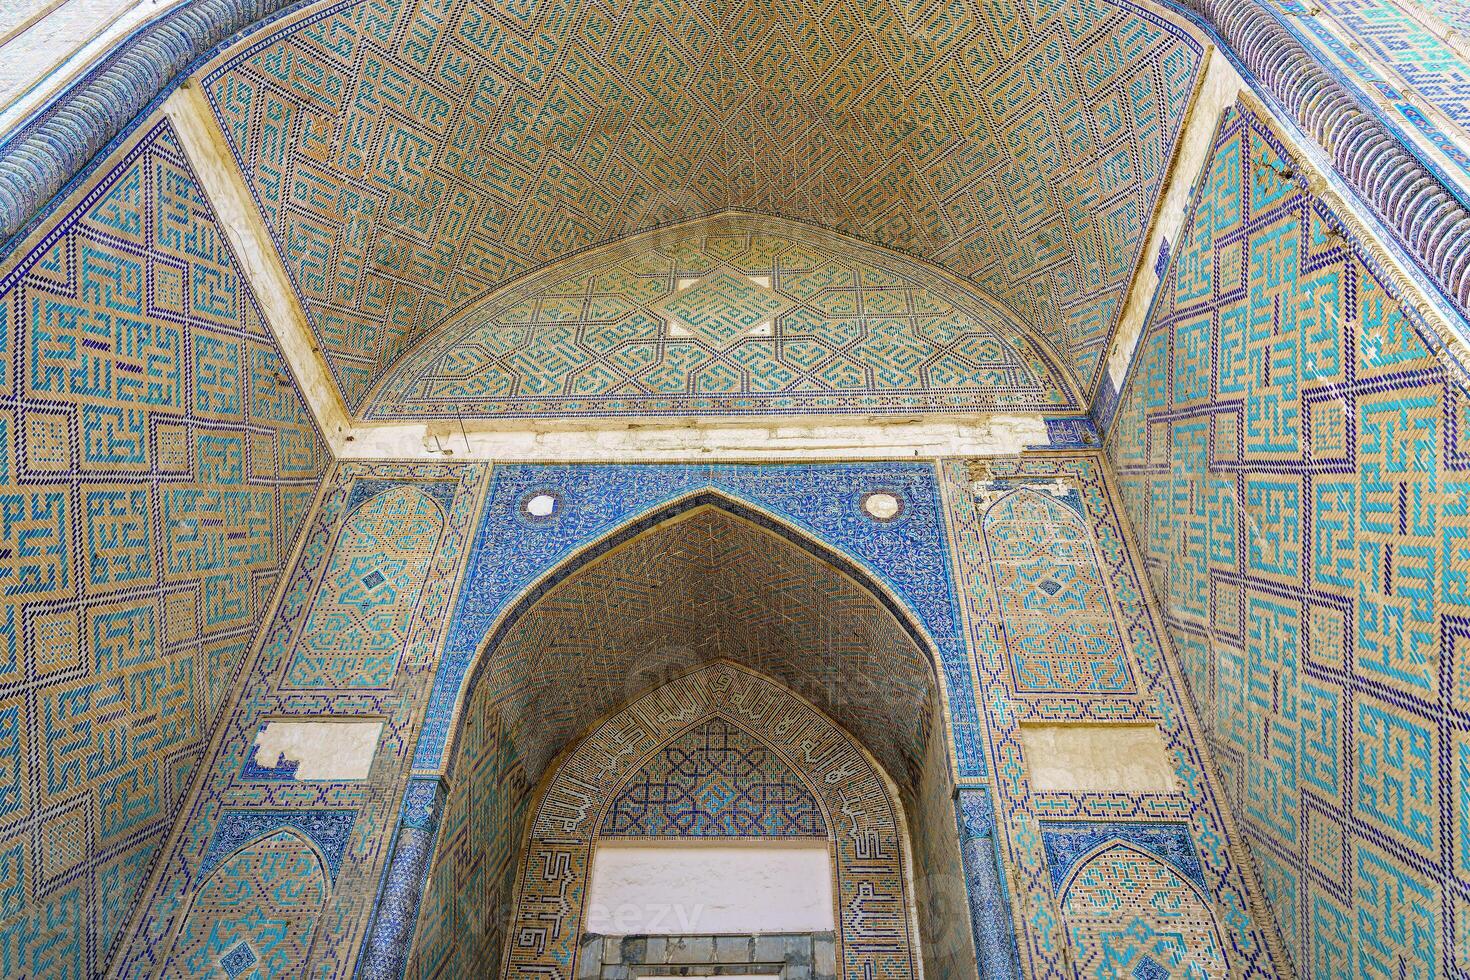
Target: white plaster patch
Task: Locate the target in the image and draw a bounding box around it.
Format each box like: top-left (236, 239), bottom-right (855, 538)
top-left (585, 841), bottom-right (835, 936)
top-left (250, 718), bottom-right (384, 781)
top-left (1019, 722), bottom-right (1177, 794)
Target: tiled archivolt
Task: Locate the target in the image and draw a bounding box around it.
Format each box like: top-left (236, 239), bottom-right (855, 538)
top-left (1108, 100), bottom-right (1468, 977)
top-left (365, 215), bottom-right (1079, 417)
top-left (0, 114), bottom-right (328, 975)
top-left (202, 0), bottom-right (1201, 410)
top-left (508, 664), bottom-right (916, 980)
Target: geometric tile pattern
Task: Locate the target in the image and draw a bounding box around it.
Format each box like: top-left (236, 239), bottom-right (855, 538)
top-left (654, 268), bottom-right (790, 349)
top-left (508, 664), bottom-right (915, 980)
top-left (416, 463), bottom-right (980, 779)
top-left (284, 484), bottom-right (447, 689)
top-left (942, 457), bottom-right (1287, 978)
top-left (109, 463), bottom-right (487, 980)
top-left (1059, 842), bottom-right (1226, 980)
top-left (406, 499), bottom-right (945, 980)
top-left (405, 467), bottom-right (976, 980)
top-left (172, 829), bottom-right (329, 979)
top-left (1106, 101), bottom-right (1469, 978)
top-left (981, 485), bottom-right (1134, 693)
top-left (364, 215), bottom-right (1078, 417)
top-left (601, 716), bottom-right (827, 837)
top-left (1040, 821), bottom-right (1206, 893)
top-left (200, 0), bottom-right (1201, 410)
top-left (0, 113), bottom-right (328, 975)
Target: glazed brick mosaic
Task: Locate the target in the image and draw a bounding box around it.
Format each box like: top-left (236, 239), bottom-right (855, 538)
top-left (1107, 100), bottom-right (1470, 977)
top-left (404, 495), bottom-right (948, 980)
top-left (98, 457), bottom-right (1303, 978)
top-left (940, 455), bottom-right (1288, 978)
top-left (1273, 0), bottom-right (1470, 188)
top-left (109, 461), bottom-right (487, 979)
top-left (508, 663), bottom-right (917, 980)
top-left (199, 0), bottom-right (1200, 410)
top-left (0, 113), bottom-right (328, 976)
top-left (364, 215), bottom-right (1078, 418)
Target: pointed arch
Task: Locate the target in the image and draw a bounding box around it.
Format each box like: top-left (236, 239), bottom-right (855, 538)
top-left (504, 662), bottom-right (918, 980)
top-left (440, 486), bottom-right (955, 785)
top-left (175, 828), bottom-right (330, 978)
top-left (1060, 842), bottom-right (1226, 980)
top-left (403, 487), bottom-right (970, 980)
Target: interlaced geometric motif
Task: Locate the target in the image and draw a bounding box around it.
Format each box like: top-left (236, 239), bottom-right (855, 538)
top-left (980, 486), bottom-right (1134, 693)
top-left (601, 716), bottom-right (827, 837)
top-left (655, 269), bottom-right (791, 349)
top-left (285, 485), bottom-right (447, 689)
top-left (941, 456), bottom-right (1286, 979)
top-left (173, 829), bottom-right (329, 978)
top-left (1107, 101), bottom-right (1469, 977)
top-left (1060, 844), bottom-right (1226, 980)
top-left (508, 664), bottom-right (914, 980)
top-left (0, 113), bottom-right (328, 974)
top-left (200, 0), bottom-right (1200, 410)
top-left (364, 215), bottom-right (1077, 417)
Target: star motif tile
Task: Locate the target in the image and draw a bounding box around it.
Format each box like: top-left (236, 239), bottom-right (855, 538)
top-left (653, 268), bottom-right (791, 349)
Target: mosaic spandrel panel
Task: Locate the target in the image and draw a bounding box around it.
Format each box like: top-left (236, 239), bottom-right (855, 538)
top-left (0, 113), bottom-right (328, 976)
top-left (365, 215), bottom-right (1077, 417)
top-left (109, 462), bottom-right (487, 979)
top-left (202, 0), bottom-right (1200, 411)
top-left (1107, 99), bottom-right (1469, 977)
top-left (940, 456), bottom-right (1287, 978)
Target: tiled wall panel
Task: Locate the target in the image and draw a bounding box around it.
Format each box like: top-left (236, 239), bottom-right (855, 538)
top-left (0, 113), bottom-right (329, 976)
top-left (1108, 100), bottom-right (1468, 977)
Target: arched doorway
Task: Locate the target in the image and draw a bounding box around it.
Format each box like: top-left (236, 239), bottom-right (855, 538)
top-left (404, 503), bottom-right (975, 980)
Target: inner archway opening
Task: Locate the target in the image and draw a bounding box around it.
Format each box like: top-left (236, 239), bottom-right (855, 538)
top-left (408, 503), bottom-right (976, 980)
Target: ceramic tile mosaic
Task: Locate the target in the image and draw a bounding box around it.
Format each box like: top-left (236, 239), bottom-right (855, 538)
top-left (199, 0), bottom-right (1200, 410)
top-left (507, 663), bottom-right (916, 980)
top-left (1271, 0), bottom-right (1470, 188)
top-left (601, 715), bottom-right (827, 837)
top-left (0, 111), bottom-right (329, 975)
top-left (940, 456), bottom-right (1288, 977)
top-left (1106, 99), bottom-right (1469, 977)
top-left (403, 494), bottom-right (952, 980)
top-left (364, 215), bottom-right (1078, 418)
top-left (109, 462), bottom-right (488, 979)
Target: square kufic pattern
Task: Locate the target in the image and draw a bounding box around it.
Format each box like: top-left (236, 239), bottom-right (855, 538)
top-left (0, 113), bottom-right (328, 974)
top-left (1107, 100), bottom-right (1461, 977)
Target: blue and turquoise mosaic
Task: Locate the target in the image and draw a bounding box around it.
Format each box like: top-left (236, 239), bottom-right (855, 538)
top-left (0, 112), bottom-right (328, 975)
top-left (1108, 99), bottom-right (1469, 977)
top-left (416, 462), bottom-right (983, 778)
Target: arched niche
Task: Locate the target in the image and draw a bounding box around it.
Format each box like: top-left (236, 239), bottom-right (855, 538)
top-left (404, 501), bottom-right (974, 980)
top-left (174, 829), bottom-right (330, 977)
top-left (1059, 842), bottom-right (1226, 979)
top-left (507, 663), bottom-right (917, 980)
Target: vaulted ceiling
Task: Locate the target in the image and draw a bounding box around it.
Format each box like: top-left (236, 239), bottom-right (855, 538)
top-left (201, 0), bottom-right (1201, 412)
